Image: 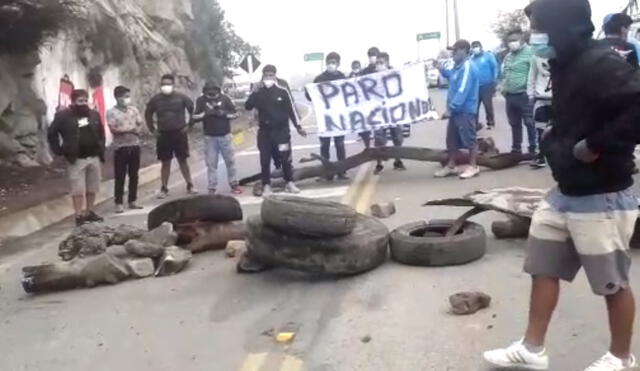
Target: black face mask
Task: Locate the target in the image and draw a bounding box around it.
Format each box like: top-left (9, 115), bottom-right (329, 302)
top-left (73, 104), bottom-right (90, 116)
top-left (205, 93), bottom-right (220, 100)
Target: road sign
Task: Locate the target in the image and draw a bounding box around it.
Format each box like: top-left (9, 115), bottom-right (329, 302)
top-left (417, 32), bottom-right (441, 41)
top-left (304, 53), bottom-right (324, 62)
top-left (240, 54), bottom-right (261, 74)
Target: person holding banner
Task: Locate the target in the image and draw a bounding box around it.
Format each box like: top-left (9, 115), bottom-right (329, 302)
top-left (305, 52), bottom-right (349, 181)
top-left (349, 61), bottom-right (362, 78)
top-left (436, 40), bottom-right (481, 180)
top-left (48, 89), bottom-right (106, 227)
top-left (372, 52), bottom-right (407, 175)
top-left (246, 65), bottom-right (307, 197)
top-left (360, 47), bottom-right (381, 76)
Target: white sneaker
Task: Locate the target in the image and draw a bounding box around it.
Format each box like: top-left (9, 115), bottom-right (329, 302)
top-left (262, 185), bottom-right (273, 197)
top-left (483, 340), bottom-right (549, 370)
top-left (584, 352), bottom-right (636, 371)
top-left (434, 167), bottom-right (458, 178)
top-left (459, 166), bottom-right (480, 179)
top-left (285, 182), bottom-right (301, 194)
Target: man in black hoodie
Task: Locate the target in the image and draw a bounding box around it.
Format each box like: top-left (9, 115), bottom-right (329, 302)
top-left (246, 64), bottom-right (307, 196)
top-left (306, 52), bottom-right (348, 181)
top-left (484, 1), bottom-right (640, 370)
top-left (48, 89), bottom-right (105, 226)
top-left (193, 81), bottom-right (242, 195)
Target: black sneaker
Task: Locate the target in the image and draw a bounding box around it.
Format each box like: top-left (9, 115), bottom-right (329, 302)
top-left (530, 157), bottom-right (547, 169)
top-left (337, 173), bottom-right (350, 180)
top-left (85, 211), bottom-right (104, 223)
top-left (253, 183), bottom-right (264, 197)
top-left (75, 214), bottom-right (88, 227)
top-left (394, 160), bottom-right (407, 171)
top-left (374, 164), bottom-right (384, 175)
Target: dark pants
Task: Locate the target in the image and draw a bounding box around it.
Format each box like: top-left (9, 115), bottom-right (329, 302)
top-left (506, 93), bottom-right (536, 154)
top-left (114, 146), bottom-right (140, 205)
top-left (258, 128), bottom-right (293, 185)
top-left (320, 136), bottom-right (346, 162)
top-left (477, 83), bottom-right (496, 126)
top-left (359, 131), bottom-right (372, 149)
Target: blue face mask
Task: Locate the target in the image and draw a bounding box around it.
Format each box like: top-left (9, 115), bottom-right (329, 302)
top-left (530, 33), bottom-right (557, 59)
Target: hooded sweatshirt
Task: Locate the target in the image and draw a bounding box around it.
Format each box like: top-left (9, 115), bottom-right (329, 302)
top-left (532, 0), bottom-right (640, 196)
top-left (194, 82), bottom-right (237, 137)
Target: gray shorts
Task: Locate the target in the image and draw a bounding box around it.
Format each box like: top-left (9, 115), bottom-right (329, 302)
top-left (67, 157), bottom-right (102, 196)
top-left (525, 188), bottom-right (638, 296)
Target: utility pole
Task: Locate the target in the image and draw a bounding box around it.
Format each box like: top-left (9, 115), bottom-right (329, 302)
top-left (453, 0), bottom-right (460, 41)
top-left (445, 0), bottom-right (450, 46)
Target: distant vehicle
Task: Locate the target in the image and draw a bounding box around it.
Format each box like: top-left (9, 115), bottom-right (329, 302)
top-left (425, 58), bottom-right (449, 88)
top-left (223, 81), bottom-right (250, 100)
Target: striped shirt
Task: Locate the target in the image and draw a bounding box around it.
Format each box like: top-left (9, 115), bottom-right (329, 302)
top-left (502, 45), bottom-right (534, 94)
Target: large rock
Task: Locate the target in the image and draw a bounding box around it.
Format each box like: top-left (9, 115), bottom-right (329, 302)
top-left (141, 222), bottom-right (178, 247)
top-left (125, 258), bottom-right (155, 278)
top-left (155, 246), bottom-right (192, 276)
top-left (124, 239), bottom-right (165, 259)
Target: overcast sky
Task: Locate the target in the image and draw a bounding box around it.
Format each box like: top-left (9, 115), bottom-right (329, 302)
top-left (217, 0), bottom-right (628, 81)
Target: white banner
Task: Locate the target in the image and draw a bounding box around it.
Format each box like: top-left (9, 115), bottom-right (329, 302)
top-left (306, 63), bottom-right (431, 137)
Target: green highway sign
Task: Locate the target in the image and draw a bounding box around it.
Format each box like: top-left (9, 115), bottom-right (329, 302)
top-left (417, 32), bottom-right (441, 41)
top-left (304, 52), bottom-right (324, 62)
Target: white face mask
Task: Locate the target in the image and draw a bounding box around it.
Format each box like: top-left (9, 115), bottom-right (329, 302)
top-left (376, 64), bottom-right (388, 72)
top-left (263, 79), bottom-right (276, 88)
top-left (353, 68), bottom-right (361, 74)
top-left (327, 63), bottom-right (338, 72)
top-left (161, 85), bottom-right (174, 95)
top-left (508, 41), bottom-right (522, 52)
top-left (123, 97), bottom-right (132, 106)
top-left (472, 47), bottom-right (482, 55)
top-left (530, 33), bottom-right (549, 46)
top-left (369, 56), bottom-right (377, 64)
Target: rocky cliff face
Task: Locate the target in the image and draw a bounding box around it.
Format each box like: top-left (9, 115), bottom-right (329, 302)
top-left (0, 0), bottom-right (240, 166)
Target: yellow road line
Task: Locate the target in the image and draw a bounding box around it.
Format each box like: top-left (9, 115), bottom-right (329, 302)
top-left (239, 353), bottom-right (268, 371)
top-left (354, 166), bottom-right (380, 214)
top-left (280, 355), bottom-right (304, 371)
top-left (342, 162), bottom-right (373, 206)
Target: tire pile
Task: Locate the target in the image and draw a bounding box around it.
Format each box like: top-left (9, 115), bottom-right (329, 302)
top-left (245, 196), bottom-right (390, 275)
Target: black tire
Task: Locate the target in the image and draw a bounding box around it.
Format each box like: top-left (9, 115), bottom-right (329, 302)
top-left (390, 220), bottom-right (486, 267)
top-left (261, 196), bottom-right (357, 237)
top-left (247, 214), bottom-right (389, 275)
top-left (147, 195), bottom-right (243, 230)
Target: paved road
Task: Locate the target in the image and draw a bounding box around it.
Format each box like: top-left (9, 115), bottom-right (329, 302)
top-left (1, 89), bottom-right (639, 371)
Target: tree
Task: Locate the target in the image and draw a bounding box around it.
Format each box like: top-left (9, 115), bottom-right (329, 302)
top-left (188, 0), bottom-right (260, 84)
top-left (491, 9), bottom-right (529, 46)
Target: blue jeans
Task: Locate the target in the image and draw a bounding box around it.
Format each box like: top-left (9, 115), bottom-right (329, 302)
top-left (204, 134), bottom-right (238, 190)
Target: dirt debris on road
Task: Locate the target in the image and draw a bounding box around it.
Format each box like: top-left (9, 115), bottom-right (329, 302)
top-left (449, 291), bottom-right (492, 315)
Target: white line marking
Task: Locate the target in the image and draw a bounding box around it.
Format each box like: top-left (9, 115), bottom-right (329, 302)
top-left (236, 141), bottom-right (358, 157)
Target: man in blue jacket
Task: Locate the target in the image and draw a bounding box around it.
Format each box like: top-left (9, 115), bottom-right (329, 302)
top-left (436, 40), bottom-right (480, 179)
top-left (471, 41), bottom-right (499, 129)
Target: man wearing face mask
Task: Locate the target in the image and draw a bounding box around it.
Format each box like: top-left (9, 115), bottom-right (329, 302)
top-left (471, 41), bottom-right (499, 130)
top-left (360, 47), bottom-right (381, 76)
top-left (372, 52), bottom-right (407, 175)
top-left (602, 13), bottom-right (639, 68)
top-left (106, 85), bottom-right (144, 214)
top-left (145, 74), bottom-right (196, 199)
top-left (48, 89), bottom-right (106, 226)
top-left (305, 52), bottom-right (348, 181)
top-left (349, 60), bottom-right (362, 78)
top-left (193, 81), bottom-right (242, 195)
top-left (484, 1), bottom-right (640, 370)
top-left (246, 64), bottom-right (307, 197)
top-left (502, 29), bottom-right (536, 155)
